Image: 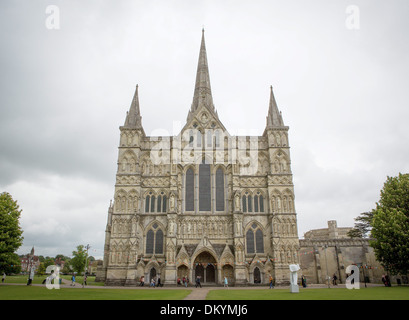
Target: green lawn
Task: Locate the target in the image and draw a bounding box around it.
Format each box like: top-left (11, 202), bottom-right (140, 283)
top-left (0, 285), bottom-right (191, 300)
top-left (2, 283), bottom-right (408, 300)
top-left (206, 286), bottom-right (409, 300)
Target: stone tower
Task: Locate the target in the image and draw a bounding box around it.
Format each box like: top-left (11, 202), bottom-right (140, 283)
top-left (97, 30), bottom-right (299, 286)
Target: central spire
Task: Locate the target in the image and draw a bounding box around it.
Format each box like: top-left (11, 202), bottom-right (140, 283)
top-left (188, 29), bottom-right (216, 120)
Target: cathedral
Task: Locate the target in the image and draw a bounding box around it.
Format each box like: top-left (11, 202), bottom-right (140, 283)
top-left (98, 30), bottom-right (300, 286)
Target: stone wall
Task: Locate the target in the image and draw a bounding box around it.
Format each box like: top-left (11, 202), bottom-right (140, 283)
top-left (298, 221), bottom-right (406, 285)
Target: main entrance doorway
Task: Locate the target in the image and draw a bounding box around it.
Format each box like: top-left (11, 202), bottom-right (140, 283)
top-left (193, 251), bottom-right (217, 284)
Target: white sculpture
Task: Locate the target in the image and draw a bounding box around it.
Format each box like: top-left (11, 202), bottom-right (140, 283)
top-left (289, 264), bottom-right (300, 293)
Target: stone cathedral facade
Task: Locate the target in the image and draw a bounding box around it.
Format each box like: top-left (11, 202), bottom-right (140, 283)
top-left (99, 31), bottom-right (300, 286)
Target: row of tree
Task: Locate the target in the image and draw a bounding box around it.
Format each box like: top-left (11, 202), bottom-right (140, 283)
top-left (22, 247), bottom-right (96, 276)
top-left (0, 192), bottom-right (95, 275)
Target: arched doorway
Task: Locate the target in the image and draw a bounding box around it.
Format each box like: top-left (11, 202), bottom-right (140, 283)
top-left (149, 267), bottom-right (157, 282)
top-left (222, 265), bottom-right (234, 285)
top-left (193, 251), bottom-right (217, 284)
top-left (177, 265), bottom-right (189, 281)
top-left (254, 267), bottom-right (261, 284)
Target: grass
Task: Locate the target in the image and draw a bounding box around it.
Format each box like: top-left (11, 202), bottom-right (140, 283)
top-left (206, 286), bottom-right (409, 300)
top-left (0, 285), bottom-right (191, 300)
top-left (2, 281), bottom-right (408, 300)
top-left (59, 275), bottom-right (105, 286)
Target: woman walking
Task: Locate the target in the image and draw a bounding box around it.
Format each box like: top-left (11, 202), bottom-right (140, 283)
top-left (269, 275), bottom-right (274, 289)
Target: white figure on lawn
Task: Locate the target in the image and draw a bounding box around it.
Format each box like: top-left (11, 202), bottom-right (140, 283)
top-left (289, 264), bottom-right (300, 293)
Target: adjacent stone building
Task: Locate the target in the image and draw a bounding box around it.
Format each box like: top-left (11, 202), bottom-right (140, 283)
top-left (299, 221), bottom-right (387, 285)
top-left (97, 30), bottom-right (300, 286)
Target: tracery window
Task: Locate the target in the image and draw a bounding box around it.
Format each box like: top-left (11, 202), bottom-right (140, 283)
top-left (146, 223), bottom-right (163, 254)
top-left (145, 192), bottom-right (167, 213)
top-left (246, 223), bottom-right (264, 254)
top-left (184, 164), bottom-right (226, 212)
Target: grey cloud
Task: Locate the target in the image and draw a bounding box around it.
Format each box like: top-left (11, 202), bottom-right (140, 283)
top-left (1, 0), bottom-right (408, 256)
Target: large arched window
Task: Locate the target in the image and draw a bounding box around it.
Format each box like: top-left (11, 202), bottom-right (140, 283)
top-left (184, 163), bottom-right (226, 213)
top-left (185, 168), bottom-right (195, 211)
top-left (246, 223), bottom-right (264, 254)
top-left (215, 168), bottom-right (225, 211)
top-left (199, 160), bottom-right (211, 211)
top-left (145, 223), bottom-right (163, 255)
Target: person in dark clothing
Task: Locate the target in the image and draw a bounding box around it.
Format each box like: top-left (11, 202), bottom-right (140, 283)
top-left (195, 276), bottom-right (202, 288)
top-left (332, 273), bottom-right (338, 285)
top-left (301, 275), bottom-right (307, 288)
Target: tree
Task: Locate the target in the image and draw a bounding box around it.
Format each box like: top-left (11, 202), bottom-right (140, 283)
top-left (347, 211), bottom-right (374, 238)
top-left (370, 173), bottom-right (409, 275)
top-left (70, 245), bottom-right (88, 274)
top-left (37, 258), bottom-right (55, 276)
top-left (61, 260), bottom-right (72, 274)
top-left (55, 254), bottom-right (70, 261)
top-left (0, 192), bottom-right (24, 274)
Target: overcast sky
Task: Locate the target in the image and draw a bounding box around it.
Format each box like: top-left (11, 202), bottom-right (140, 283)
top-left (1, 0), bottom-right (408, 259)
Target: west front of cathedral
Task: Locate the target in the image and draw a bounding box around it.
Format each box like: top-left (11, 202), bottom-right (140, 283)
top-left (98, 31), bottom-right (300, 286)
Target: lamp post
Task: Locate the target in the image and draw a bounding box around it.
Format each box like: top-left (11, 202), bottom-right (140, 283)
top-left (83, 244), bottom-right (90, 288)
top-left (27, 247), bottom-right (35, 286)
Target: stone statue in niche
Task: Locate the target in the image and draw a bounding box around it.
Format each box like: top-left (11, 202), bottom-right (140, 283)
top-left (234, 192), bottom-right (241, 211)
top-left (169, 193), bottom-right (176, 212)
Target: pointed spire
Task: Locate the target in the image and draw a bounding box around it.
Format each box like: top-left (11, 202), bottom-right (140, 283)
top-left (189, 29), bottom-right (215, 118)
top-left (266, 85), bottom-right (284, 128)
top-left (124, 84), bottom-right (143, 129)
